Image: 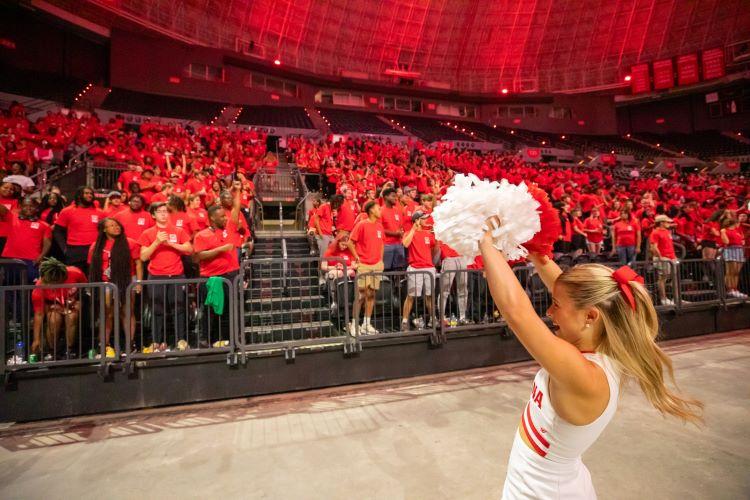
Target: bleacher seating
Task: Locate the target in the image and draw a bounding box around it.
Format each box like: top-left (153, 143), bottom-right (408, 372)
top-left (101, 88), bottom-right (225, 122)
top-left (387, 115), bottom-right (468, 142)
top-left (317, 108), bottom-right (403, 135)
top-left (635, 131), bottom-right (750, 159)
top-left (564, 135), bottom-right (664, 160)
top-left (236, 106), bottom-right (314, 129)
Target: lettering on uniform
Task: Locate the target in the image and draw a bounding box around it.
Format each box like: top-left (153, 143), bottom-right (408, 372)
top-left (531, 381), bottom-right (544, 409)
top-left (137, 218), bottom-right (145, 225)
top-left (30, 222), bottom-right (39, 229)
top-left (169, 233), bottom-right (178, 243)
top-left (377, 230), bottom-right (382, 239)
top-left (91, 215), bottom-right (99, 223)
top-left (222, 230), bottom-right (228, 238)
top-left (176, 220), bottom-right (183, 227)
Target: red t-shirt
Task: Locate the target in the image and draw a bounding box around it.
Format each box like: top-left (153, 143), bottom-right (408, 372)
top-left (114, 209), bottom-right (154, 240)
top-left (407, 230), bottom-right (436, 269)
top-left (87, 237), bottom-right (140, 278)
top-left (649, 228), bottom-right (676, 259)
top-left (56, 205), bottom-right (105, 246)
top-left (323, 244), bottom-right (354, 268)
top-left (724, 227), bottom-right (745, 247)
top-left (439, 242), bottom-right (460, 259)
top-left (583, 217), bottom-right (604, 243)
top-left (189, 208), bottom-right (209, 231)
top-left (613, 220), bottom-right (638, 247)
top-left (225, 214), bottom-right (247, 248)
top-left (315, 203), bottom-right (333, 236)
top-left (137, 224), bottom-right (190, 275)
top-left (336, 199), bottom-right (359, 232)
top-left (350, 219), bottom-right (384, 265)
top-left (193, 227), bottom-right (239, 277)
top-left (0, 197), bottom-right (19, 238)
top-left (380, 205), bottom-right (404, 244)
top-left (401, 200), bottom-right (418, 232)
top-left (169, 212), bottom-right (198, 237)
top-left (31, 266), bottom-right (87, 312)
top-left (1, 215), bottom-right (51, 261)
top-left (701, 221), bottom-right (720, 243)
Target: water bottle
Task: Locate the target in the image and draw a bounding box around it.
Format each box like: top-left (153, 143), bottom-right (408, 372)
top-left (15, 341), bottom-right (25, 361)
top-left (449, 314), bottom-right (458, 327)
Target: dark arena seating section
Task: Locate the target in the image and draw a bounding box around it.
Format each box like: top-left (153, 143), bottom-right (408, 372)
top-left (389, 115), bottom-right (469, 142)
top-left (636, 131), bottom-right (750, 159)
top-left (0, 67), bottom-right (87, 106)
top-left (101, 88), bottom-right (225, 122)
top-left (318, 108), bottom-right (404, 135)
top-left (236, 105), bottom-right (314, 129)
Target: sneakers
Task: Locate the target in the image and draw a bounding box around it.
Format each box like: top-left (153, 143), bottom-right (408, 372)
top-left (412, 317), bottom-right (425, 329)
top-left (458, 317), bottom-right (472, 326)
top-left (401, 319), bottom-right (410, 331)
top-left (362, 320), bottom-right (379, 334)
top-left (176, 339), bottom-right (189, 351)
top-left (661, 298), bottom-right (675, 306)
top-left (348, 320), bottom-right (358, 337)
top-left (728, 290), bottom-right (748, 299)
top-left (105, 346), bottom-right (115, 359)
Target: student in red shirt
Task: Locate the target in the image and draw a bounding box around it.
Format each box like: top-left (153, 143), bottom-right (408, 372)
top-left (31, 258), bottom-right (88, 361)
top-left (649, 215), bottom-right (677, 306)
top-left (720, 216), bottom-right (747, 298)
top-left (347, 200), bottom-right (385, 335)
top-left (699, 219), bottom-right (720, 262)
top-left (610, 210), bottom-right (640, 266)
top-left (335, 185), bottom-right (359, 234)
top-left (314, 196), bottom-right (335, 256)
top-left (88, 218), bottom-right (142, 352)
top-left (0, 181), bottom-right (20, 254)
top-left (187, 195), bottom-right (209, 231)
top-left (113, 194), bottom-right (153, 241)
top-left (138, 202), bottom-right (193, 352)
top-left (401, 212), bottom-right (438, 330)
top-left (102, 191), bottom-right (124, 216)
top-left (322, 233), bottom-right (357, 279)
top-left (583, 207), bottom-right (605, 256)
top-left (193, 205), bottom-right (240, 345)
top-left (1, 198), bottom-right (52, 281)
top-left (54, 186), bottom-right (105, 275)
top-left (570, 207), bottom-right (587, 259)
top-left (219, 183), bottom-right (252, 262)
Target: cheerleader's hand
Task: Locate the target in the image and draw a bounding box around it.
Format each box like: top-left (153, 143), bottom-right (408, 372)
top-left (481, 215), bottom-right (502, 247)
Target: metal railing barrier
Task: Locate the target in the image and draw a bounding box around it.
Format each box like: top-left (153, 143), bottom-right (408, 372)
top-left (1, 282), bottom-right (118, 373)
top-left (124, 277), bottom-right (236, 361)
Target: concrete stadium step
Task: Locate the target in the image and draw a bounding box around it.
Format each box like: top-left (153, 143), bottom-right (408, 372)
top-left (248, 285), bottom-right (323, 299)
top-left (249, 275), bottom-right (322, 288)
top-left (245, 307), bottom-right (331, 326)
top-left (249, 266), bottom-right (321, 279)
top-left (243, 320), bottom-right (336, 338)
top-left (245, 295), bottom-right (326, 311)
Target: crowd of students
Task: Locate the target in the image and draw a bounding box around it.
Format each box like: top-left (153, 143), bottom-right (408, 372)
top-left (295, 136), bottom-right (750, 333)
top-left (2, 103), bottom-right (749, 354)
top-left (1, 104), bottom-right (271, 359)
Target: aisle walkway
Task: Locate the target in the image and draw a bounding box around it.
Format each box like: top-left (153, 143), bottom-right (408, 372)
top-left (0, 332), bottom-right (748, 499)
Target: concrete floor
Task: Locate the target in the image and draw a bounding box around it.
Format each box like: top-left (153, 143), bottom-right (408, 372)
top-left (0, 332), bottom-right (748, 500)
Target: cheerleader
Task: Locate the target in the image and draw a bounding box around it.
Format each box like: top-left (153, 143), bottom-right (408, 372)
top-left (479, 218), bottom-right (703, 499)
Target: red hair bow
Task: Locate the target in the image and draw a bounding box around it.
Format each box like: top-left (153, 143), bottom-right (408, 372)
top-left (612, 266), bottom-right (644, 311)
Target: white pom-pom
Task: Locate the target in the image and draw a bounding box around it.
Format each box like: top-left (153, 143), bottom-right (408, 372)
top-left (432, 174), bottom-right (541, 259)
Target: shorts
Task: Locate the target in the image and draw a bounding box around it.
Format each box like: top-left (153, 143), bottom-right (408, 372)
top-left (407, 266), bottom-right (436, 297)
top-left (356, 261), bottom-right (384, 290)
top-left (723, 246), bottom-right (746, 263)
top-left (571, 234), bottom-right (587, 251)
top-left (652, 257), bottom-right (675, 276)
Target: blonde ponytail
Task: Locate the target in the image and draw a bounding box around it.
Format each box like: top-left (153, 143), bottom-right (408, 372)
top-left (557, 264), bottom-right (704, 425)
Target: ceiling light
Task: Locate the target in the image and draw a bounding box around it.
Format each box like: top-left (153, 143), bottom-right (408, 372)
top-left (273, 59), bottom-right (281, 66)
top-left (624, 75), bottom-right (632, 82)
top-left (501, 88), bottom-right (509, 94)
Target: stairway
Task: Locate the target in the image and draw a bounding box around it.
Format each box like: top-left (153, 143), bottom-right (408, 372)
top-left (242, 236), bottom-right (342, 347)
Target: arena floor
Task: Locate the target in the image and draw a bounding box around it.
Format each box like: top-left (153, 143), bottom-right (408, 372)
top-left (0, 331), bottom-right (748, 500)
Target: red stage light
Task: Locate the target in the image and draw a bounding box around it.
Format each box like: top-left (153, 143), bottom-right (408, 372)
top-left (169, 76), bottom-right (181, 84)
top-left (655, 118), bottom-right (665, 124)
top-left (577, 120), bottom-right (585, 126)
top-left (501, 88), bottom-right (509, 94)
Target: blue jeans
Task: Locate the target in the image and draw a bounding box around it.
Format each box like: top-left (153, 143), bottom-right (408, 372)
top-left (383, 244), bottom-right (406, 271)
top-left (617, 246), bottom-right (637, 266)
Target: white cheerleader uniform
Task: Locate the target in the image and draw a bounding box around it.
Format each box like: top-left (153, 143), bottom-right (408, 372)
top-left (502, 352), bottom-right (620, 499)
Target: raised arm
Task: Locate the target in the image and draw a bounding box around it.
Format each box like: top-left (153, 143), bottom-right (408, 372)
top-left (479, 234), bottom-right (600, 394)
top-left (527, 253), bottom-right (563, 293)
